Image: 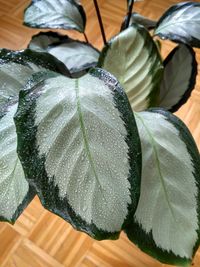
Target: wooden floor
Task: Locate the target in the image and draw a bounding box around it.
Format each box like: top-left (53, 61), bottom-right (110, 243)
top-left (0, 0), bottom-right (200, 266)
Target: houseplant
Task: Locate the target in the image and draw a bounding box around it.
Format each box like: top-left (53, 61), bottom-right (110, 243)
top-left (0, 0), bottom-right (200, 266)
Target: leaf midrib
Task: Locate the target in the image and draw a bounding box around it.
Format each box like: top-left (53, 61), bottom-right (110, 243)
top-left (155, 18), bottom-right (200, 35)
top-left (75, 79), bottom-right (103, 191)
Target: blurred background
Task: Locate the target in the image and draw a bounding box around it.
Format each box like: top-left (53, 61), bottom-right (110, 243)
top-left (0, 0), bottom-right (200, 266)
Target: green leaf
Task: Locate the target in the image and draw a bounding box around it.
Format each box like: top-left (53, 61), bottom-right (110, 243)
top-left (98, 24), bottom-right (163, 112)
top-left (28, 32), bottom-right (100, 78)
top-left (15, 68), bottom-right (141, 240)
top-left (125, 109), bottom-right (200, 266)
top-left (121, 12), bottom-right (157, 31)
top-left (159, 44), bottom-right (197, 112)
top-left (154, 2), bottom-right (200, 48)
top-left (24, 0), bottom-right (86, 33)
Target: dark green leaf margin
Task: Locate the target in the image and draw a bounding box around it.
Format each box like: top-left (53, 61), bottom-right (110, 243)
top-left (15, 68), bottom-right (142, 240)
top-left (125, 108), bottom-right (200, 266)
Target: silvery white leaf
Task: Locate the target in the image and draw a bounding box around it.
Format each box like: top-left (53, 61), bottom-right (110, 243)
top-left (15, 68), bottom-right (141, 239)
top-left (98, 24), bottom-right (163, 111)
top-left (125, 109), bottom-right (200, 266)
top-left (155, 2), bottom-right (200, 48)
top-left (29, 32), bottom-right (99, 77)
top-left (24, 0), bottom-right (86, 33)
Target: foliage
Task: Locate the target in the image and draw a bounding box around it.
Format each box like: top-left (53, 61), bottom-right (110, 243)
top-left (0, 0), bottom-right (200, 266)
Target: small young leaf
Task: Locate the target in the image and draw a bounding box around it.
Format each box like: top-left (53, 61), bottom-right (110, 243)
top-left (29, 32), bottom-right (100, 78)
top-left (24, 0), bottom-right (86, 33)
top-left (154, 2), bottom-right (200, 48)
top-left (15, 69), bottom-right (141, 240)
top-left (121, 12), bottom-right (157, 31)
top-left (125, 109), bottom-right (200, 266)
top-left (98, 24), bottom-right (163, 112)
top-left (159, 44), bottom-right (197, 112)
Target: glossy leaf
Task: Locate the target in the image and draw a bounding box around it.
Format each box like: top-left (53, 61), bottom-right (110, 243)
top-left (154, 2), bottom-right (200, 48)
top-left (121, 12), bottom-right (157, 31)
top-left (0, 48), bottom-right (66, 106)
top-left (0, 48), bottom-right (63, 223)
top-left (15, 68), bottom-right (141, 240)
top-left (98, 24), bottom-right (163, 111)
top-left (24, 0), bottom-right (86, 33)
top-left (0, 103), bottom-right (35, 223)
top-left (125, 109), bottom-right (200, 266)
top-left (29, 32), bottom-right (100, 77)
top-left (0, 49), bottom-right (69, 107)
top-left (159, 44), bottom-right (197, 112)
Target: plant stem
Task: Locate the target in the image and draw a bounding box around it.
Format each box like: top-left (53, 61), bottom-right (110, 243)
top-left (125, 0), bottom-right (135, 29)
top-left (84, 33), bottom-right (89, 43)
top-left (93, 0), bottom-right (107, 45)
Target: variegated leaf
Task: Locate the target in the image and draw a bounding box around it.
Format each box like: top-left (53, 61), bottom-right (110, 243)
top-left (0, 49), bottom-right (63, 223)
top-left (24, 0), bottom-right (86, 33)
top-left (98, 24), bottom-right (163, 111)
top-left (125, 109), bottom-right (200, 266)
top-left (0, 48), bottom-right (70, 106)
top-left (28, 32), bottom-right (100, 77)
top-left (155, 2), bottom-right (200, 48)
top-left (159, 44), bottom-right (197, 112)
top-left (15, 69), bottom-right (141, 239)
top-left (0, 103), bottom-right (35, 223)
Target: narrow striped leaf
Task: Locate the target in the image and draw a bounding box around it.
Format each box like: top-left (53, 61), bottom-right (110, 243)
top-left (159, 44), bottom-right (197, 112)
top-left (125, 109), bottom-right (200, 266)
top-left (24, 0), bottom-right (86, 33)
top-left (98, 24), bottom-right (163, 111)
top-left (28, 32), bottom-right (100, 77)
top-left (121, 12), bottom-right (157, 31)
top-left (15, 69), bottom-right (141, 239)
top-left (154, 2), bottom-right (200, 48)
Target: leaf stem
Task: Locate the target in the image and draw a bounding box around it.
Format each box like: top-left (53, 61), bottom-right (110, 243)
top-left (93, 0), bottom-right (107, 45)
top-left (125, 0), bottom-right (135, 29)
top-left (84, 33), bottom-right (89, 43)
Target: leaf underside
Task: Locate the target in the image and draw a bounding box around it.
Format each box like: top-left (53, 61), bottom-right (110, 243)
top-left (159, 44), bottom-right (197, 112)
top-left (98, 23), bottom-right (163, 112)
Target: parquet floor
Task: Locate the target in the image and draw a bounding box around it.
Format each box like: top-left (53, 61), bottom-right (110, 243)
top-left (0, 0), bottom-right (200, 266)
